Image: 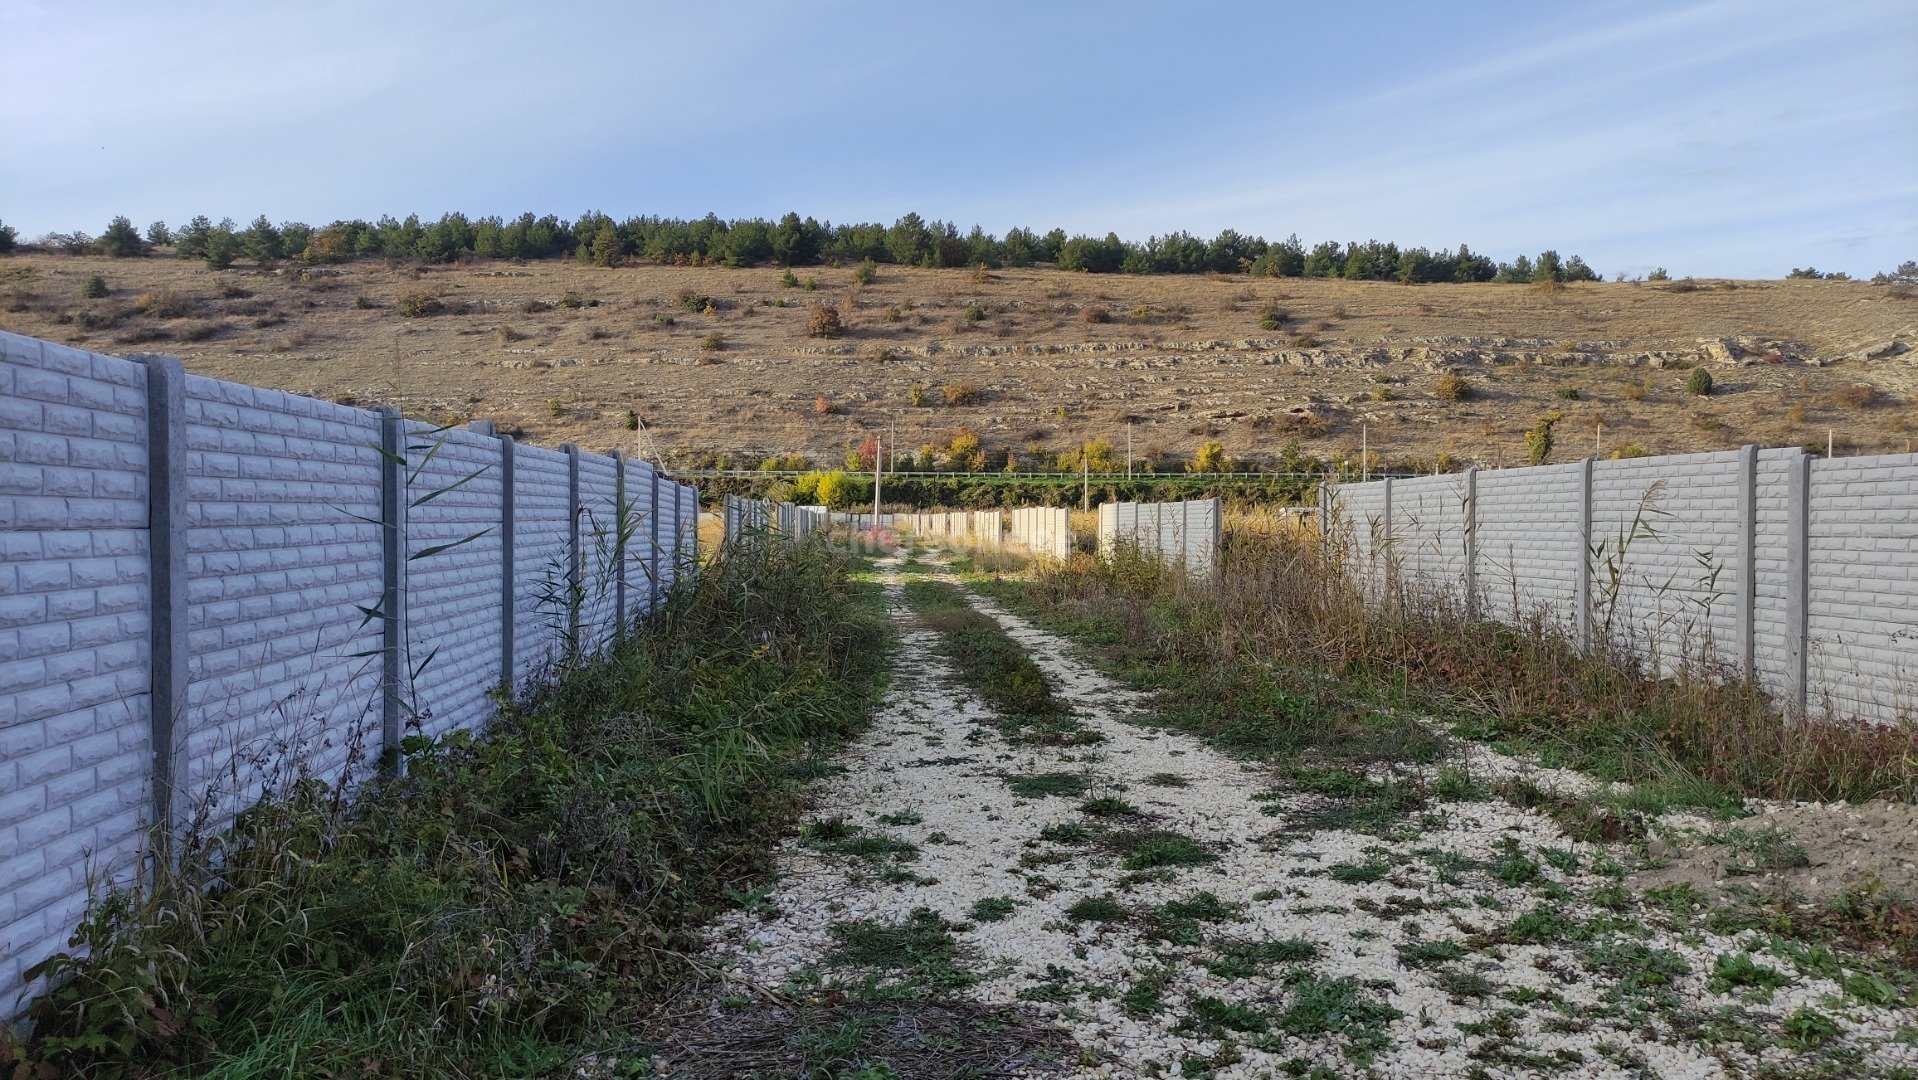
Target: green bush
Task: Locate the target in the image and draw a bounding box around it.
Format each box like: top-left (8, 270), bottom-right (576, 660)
top-left (80, 274), bottom-right (108, 299)
top-left (853, 258), bottom-right (877, 285)
top-left (1524, 413), bottom-right (1560, 466)
top-left (1686, 367), bottom-right (1714, 396)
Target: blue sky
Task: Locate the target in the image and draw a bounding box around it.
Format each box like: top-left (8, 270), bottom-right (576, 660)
top-left (3, 0), bottom-right (1912, 278)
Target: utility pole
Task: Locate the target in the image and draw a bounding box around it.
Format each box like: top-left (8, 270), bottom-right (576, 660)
top-left (1126, 419), bottom-right (1133, 481)
top-left (872, 432), bottom-right (882, 530)
top-left (1827, 429), bottom-right (1835, 459)
top-left (1361, 423), bottom-right (1370, 484)
top-left (1595, 422), bottom-right (1603, 459)
top-left (1082, 448), bottom-right (1090, 512)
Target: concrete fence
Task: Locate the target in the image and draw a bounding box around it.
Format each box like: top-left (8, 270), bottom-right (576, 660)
top-left (897, 510), bottom-right (1004, 549)
top-left (719, 495), bottom-right (824, 546)
top-left (1097, 498), bottom-right (1222, 576)
top-left (1329, 446), bottom-right (1918, 725)
top-left (1008, 507), bottom-right (1071, 561)
top-left (0, 330), bottom-right (699, 1013)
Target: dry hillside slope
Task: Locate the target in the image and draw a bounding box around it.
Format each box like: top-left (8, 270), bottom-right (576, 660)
top-left (3, 254), bottom-right (1914, 471)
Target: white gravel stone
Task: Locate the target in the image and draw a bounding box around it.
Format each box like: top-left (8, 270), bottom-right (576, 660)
top-left (699, 556), bottom-right (1918, 1078)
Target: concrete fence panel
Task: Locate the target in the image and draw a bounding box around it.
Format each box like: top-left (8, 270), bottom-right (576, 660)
top-left (0, 330), bottom-right (699, 1016)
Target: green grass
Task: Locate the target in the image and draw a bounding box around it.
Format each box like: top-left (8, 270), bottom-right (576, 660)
top-left (1207, 938), bottom-right (1320, 978)
top-left (969, 896), bottom-right (1018, 923)
top-left (1147, 891), bottom-right (1243, 945)
top-left (902, 578), bottom-right (1102, 747)
top-left (1080, 795), bottom-right (1142, 816)
top-left (827, 908), bottom-right (977, 989)
top-left (1038, 821), bottom-right (1094, 844)
top-left (1327, 860), bottom-right (1391, 884)
top-left (1277, 972), bottom-right (1402, 1060)
top-left (1006, 771), bottom-right (1090, 799)
top-left (1110, 829), bottom-right (1219, 872)
top-left (1395, 939), bottom-right (1467, 967)
top-left (9, 540), bottom-right (891, 1077)
top-left (1065, 896), bottom-right (1129, 924)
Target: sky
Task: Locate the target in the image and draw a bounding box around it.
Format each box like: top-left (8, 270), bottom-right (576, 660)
top-left (2, 0), bottom-right (1913, 279)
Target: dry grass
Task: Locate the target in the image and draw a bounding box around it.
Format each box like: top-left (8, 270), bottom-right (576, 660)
top-left (2, 254), bottom-right (1913, 468)
top-left (1012, 529), bottom-right (1918, 807)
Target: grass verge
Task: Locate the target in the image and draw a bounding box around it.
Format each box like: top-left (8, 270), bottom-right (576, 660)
top-left (6, 540), bottom-right (888, 1076)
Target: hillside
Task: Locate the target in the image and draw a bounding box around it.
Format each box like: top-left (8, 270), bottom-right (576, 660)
top-left (3, 253), bottom-right (1914, 472)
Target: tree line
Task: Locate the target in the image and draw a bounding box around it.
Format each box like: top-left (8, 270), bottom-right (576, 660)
top-left (12, 210), bottom-right (1611, 283)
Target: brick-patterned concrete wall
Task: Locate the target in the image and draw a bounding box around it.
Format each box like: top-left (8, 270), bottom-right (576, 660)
top-left (0, 336), bottom-right (152, 1013)
top-left (510, 445), bottom-right (572, 688)
top-left (576, 453), bottom-right (621, 654)
top-left (0, 330), bottom-right (700, 1018)
top-left (1096, 499), bottom-right (1221, 575)
top-left (405, 425), bottom-right (505, 742)
top-left (1386, 473), bottom-right (1472, 605)
top-left (1473, 464), bottom-right (1583, 631)
top-left (1590, 451), bottom-right (1745, 669)
top-left (1335, 446), bottom-right (1918, 728)
top-left (1807, 453), bottom-right (1918, 723)
top-left (179, 375), bottom-right (386, 818)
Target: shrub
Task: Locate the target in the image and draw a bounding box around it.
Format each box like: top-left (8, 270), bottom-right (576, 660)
top-left (1556, 387), bottom-right (1581, 400)
top-left (942, 382), bottom-right (982, 406)
top-left (1188, 440), bottom-right (1229, 474)
top-left (1648, 267), bottom-right (1670, 281)
top-left (1609, 443), bottom-right (1651, 459)
top-left (961, 303), bottom-right (986, 322)
top-left (908, 384), bottom-right (929, 407)
top-left (1524, 413), bottom-right (1561, 466)
top-left (808, 303), bottom-right (842, 338)
top-left (495, 325), bottom-right (525, 344)
top-left (1834, 382), bottom-right (1881, 408)
top-left (396, 291), bottom-right (444, 318)
top-left (1258, 306), bottom-right (1286, 331)
top-left (884, 305), bottom-right (904, 323)
top-left (853, 258), bottom-right (876, 285)
top-left (1686, 367), bottom-right (1714, 396)
top-left (699, 331), bottom-right (724, 351)
top-left (135, 291), bottom-right (194, 318)
top-left (0, 219), bottom-right (16, 254)
top-left (623, 409), bottom-right (639, 430)
top-left (1130, 303), bottom-right (1151, 320)
top-left (1077, 305), bottom-right (1109, 324)
top-left (547, 398), bottom-right (564, 416)
top-left (676, 290), bottom-right (709, 313)
top-left (780, 269), bottom-right (799, 288)
top-left (80, 274), bottom-right (108, 299)
top-left (813, 396), bottom-right (835, 415)
top-left (1434, 373), bottom-right (1471, 401)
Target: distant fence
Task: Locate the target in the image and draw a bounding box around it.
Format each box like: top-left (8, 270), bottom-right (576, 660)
top-left (1328, 447), bottom-right (1918, 725)
top-left (1098, 498), bottom-right (1222, 576)
top-left (0, 330), bottom-right (699, 1015)
top-left (720, 494), bottom-right (823, 545)
top-left (897, 510), bottom-right (1004, 549)
top-left (1009, 507), bottom-right (1071, 561)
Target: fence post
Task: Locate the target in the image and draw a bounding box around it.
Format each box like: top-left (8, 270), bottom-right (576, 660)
top-left (1462, 466), bottom-right (1478, 620)
top-left (1575, 458), bottom-right (1593, 653)
top-left (498, 433), bottom-right (515, 696)
top-left (1380, 477), bottom-right (1394, 581)
top-left (564, 445), bottom-right (581, 654)
top-left (1736, 444), bottom-right (1758, 681)
top-left (613, 450), bottom-right (626, 640)
top-left (1784, 450), bottom-right (1811, 717)
top-left (139, 355), bottom-right (189, 854)
top-left (378, 408), bottom-right (406, 776)
top-left (648, 465), bottom-right (662, 613)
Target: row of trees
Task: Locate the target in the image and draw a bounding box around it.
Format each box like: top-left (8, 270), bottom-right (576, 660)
top-left (21, 210), bottom-right (1606, 282)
